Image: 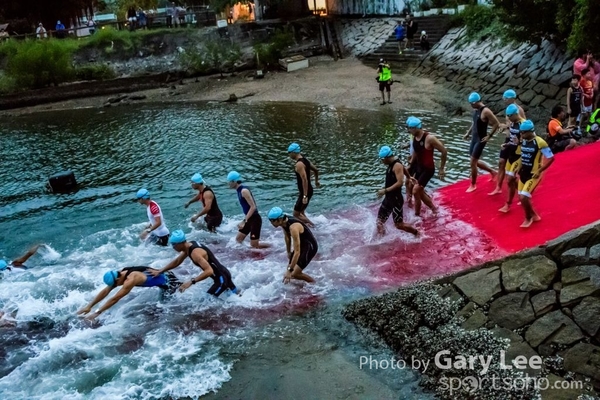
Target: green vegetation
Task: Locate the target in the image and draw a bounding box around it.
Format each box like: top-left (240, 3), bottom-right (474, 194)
top-left (453, 1), bottom-right (600, 54)
top-left (180, 39), bottom-right (242, 77)
top-left (253, 30), bottom-right (294, 68)
top-left (0, 37), bottom-right (117, 91)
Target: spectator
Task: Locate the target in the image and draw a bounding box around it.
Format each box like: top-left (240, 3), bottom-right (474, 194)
top-left (394, 21), bottom-right (406, 55)
top-left (574, 50), bottom-right (600, 109)
top-left (137, 8), bottom-right (147, 29)
top-left (169, 2), bottom-right (179, 28)
top-left (0, 28), bottom-right (8, 41)
top-left (127, 7), bottom-right (137, 31)
top-left (55, 20), bottom-right (67, 39)
top-left (566, 74), bottom-right (583, 130)
top-left (580, 68), bottom-right (595, 126)
top-left (405, 14), bottom-right (415, 50)
top-left (547, 105), bottom-right (576, 153)
top-left (87, 18), bottom-right (96, 35)
top-left (36, 23), bottom-right (47, 39)
top-left (420, 30), bottom-right (430, 52)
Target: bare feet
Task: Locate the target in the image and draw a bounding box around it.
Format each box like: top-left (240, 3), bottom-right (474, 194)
top-left (520, 219), bottom-right (533, 228)
top-left (532, 214), bottom-right (541, 222)
top-left (466, 185), bottom-right (477, 193)
top-left (488, 188), bottom-right (502, 195)
top-left (489, 171), bottom-right (498, 182)
top-left (498, 204), bottom-right (511, 213)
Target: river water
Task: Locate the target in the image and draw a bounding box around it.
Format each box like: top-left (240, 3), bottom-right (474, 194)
top-left (0, 103), bottom-right (503, 399)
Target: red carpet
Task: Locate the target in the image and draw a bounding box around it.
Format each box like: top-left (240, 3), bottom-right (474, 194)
top-left (438, 141), bottom-right (600, 253)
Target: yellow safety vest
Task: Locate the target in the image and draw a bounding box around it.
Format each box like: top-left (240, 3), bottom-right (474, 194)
top-left (379, 65), bottom-right (392, 82)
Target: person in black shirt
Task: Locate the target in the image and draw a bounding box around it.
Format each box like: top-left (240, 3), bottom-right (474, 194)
top-left (376, 146), bottom-right (418, 237)
top-left (185, 173), bottom-right (224, 232)
top-left (268, 207), bottom-right (317, 284)
top-left (287, 142), bottom-right (320, 227)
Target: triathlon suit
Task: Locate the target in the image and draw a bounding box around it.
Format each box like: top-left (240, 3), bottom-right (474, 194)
top-left (470, 105), bottom-right (489, 160)
top-left (517, 136), bottom-right (553, 198)
top-left (147, 201), bottom-right (170, 246)
top-left (294, 157), bottom-right (314, 213)
top-left (200, 186), bottom-right (223, 232)
top-left (504, 119), bottom-right (523, 177)
top-left (188, 241), bottom-right (237, 297)
top-left (569, 85), bottom-right (583, 119)
top-left (119, 266), bottom-right (179, 294)
top-left (283, 217), bottom-right (318, 270)
top-left (412, 131), bottom-right (435, 187)
top-left (237, 185), bottom-right (262, 240)
top-left (377, 159), bottom-right (405, 224)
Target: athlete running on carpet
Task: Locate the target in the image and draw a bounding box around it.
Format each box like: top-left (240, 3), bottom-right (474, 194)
top-left (376, 146), bottom-right (419, 237)
top-left (489, 89), bottom-right (527, 196)
top-left (268, 207), bottom-right (318, 284)
top-left (498, 104), bottom-right (525, 214)
top-left (405, 116), bottom-right (447, 217)
top-left (151, 230), bottom-right (241, 297)
top-left (463, 92), bottom-right (500, 193)
top-left (514, 120), bottom-right (555, 228)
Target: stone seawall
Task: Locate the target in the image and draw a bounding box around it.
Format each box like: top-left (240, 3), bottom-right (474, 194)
top-left (415, 27), bottom-right (575, 123)
top-left (344, 222), bottom-right (600, 399)
top-left (337, 18), bottom-right (398, 57)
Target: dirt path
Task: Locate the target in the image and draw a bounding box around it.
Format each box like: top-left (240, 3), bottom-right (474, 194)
top-left (1, 57), bottom-right (463, 116)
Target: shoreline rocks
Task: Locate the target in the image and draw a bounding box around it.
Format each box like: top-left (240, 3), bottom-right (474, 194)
top-left (344, 222), bottom-right (600, 399)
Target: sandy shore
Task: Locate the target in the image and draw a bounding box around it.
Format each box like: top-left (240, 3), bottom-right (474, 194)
top-left (1, 57), bottom-right (463, 116)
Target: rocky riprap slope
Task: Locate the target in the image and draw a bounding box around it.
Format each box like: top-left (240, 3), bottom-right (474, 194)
top-left (344, 222), bottom-right (600, 400)
top-left (414, 27), bottom-right (575, 124)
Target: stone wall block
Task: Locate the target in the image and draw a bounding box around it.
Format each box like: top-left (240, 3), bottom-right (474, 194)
top-left (488, 292), bottom-right (536, 329)
top-left (453, 266), bottom-right (502, 306)
top-left (563, 343), bottom-right (600, 381)
top-left (561, 247), bottom-right (589, 267)
top-left (531, 290), bottom-right (557, 317)
top-left (525, 310), bottom-right (584, 348)
top-left (573, 296), bottom-right (600, 336)
top-left (501, 256), bottom-right (558, 292)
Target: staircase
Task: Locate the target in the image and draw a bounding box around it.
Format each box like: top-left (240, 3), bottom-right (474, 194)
top-left (361, 15), bottom-right (451, 68)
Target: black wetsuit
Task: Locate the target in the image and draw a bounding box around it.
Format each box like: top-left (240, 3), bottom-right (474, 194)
top-left (200, 186), bottom-right (223, 232)
top-left (283, 217), bottom-right (318, 270)
top-left (188, 241), bottom-right (237, 297)
top-left (470, 106), bottom-right (489, 159)
top-left (569, 86), bottom-right (582, 118)
top-left (377, 159), bottom-right (404, 224)
top-left (294, 157), bottom-right (314, 213)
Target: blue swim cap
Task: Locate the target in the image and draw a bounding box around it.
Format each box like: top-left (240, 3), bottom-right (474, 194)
top-left (378, 146), bottom-right (394, 159)
top-left (506, 104), bottom-right (519, 116)
top-left (287, 143), bottom-right (301, 153)
top-left (406, 116), bottom-right (422, 129)
top-left (520, 120), bottom-right (535, 132)
top-left (103, 270), bottom-right (119, 286)
top-left (191, 173), bottom-right (204, 184)
top-left (268, 207), bottom-right (285, 220)
top-left (169, 230), bottom-right (186, 244)
top-left (227, 171), bottom-right (241, 182)
top-left (468, 92), bottom-right (481, 103)
top-left (136, 188), bottom-right (150, 199)
top-left (503, 89), bottom-right (517, 99)
top-left (0, 260), bottom-right (7, 271)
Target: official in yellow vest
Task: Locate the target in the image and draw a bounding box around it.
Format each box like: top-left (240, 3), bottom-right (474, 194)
top-left (377, 58), bottom-right (393, 105)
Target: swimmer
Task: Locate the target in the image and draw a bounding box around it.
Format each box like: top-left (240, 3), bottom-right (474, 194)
top-left (498, 104), bottom-right (525, 213)
top-left (268, 207), bottom-right (317, 284)
top-left (376, 146), bottom-right (419, 237)
top-left (463, 92), bottom-right (500, 192)
top-left (490, 89), bottom-right (527, 195)
top-left (514, 120), bottom-right (555, 228)
top-left (227, 171), bottom-right (270, 249)
top-left (0, 244), bottom-right (44, 271)
top-left (150, 230), bottom-right (240, 297)
top-left (77, 267), bottom-right (181, 320)
top-left (406, 116), bottom-right (447, 217)
top-left (185, 173), bottom-right (224, 233)
top-left (136, 188), bottom-right (170, 246)
top-left (287, 143), bottom-right (321, 228)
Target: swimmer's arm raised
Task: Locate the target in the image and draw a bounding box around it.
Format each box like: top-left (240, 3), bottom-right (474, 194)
top-left (91, 280), bottom-right (136, 318)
